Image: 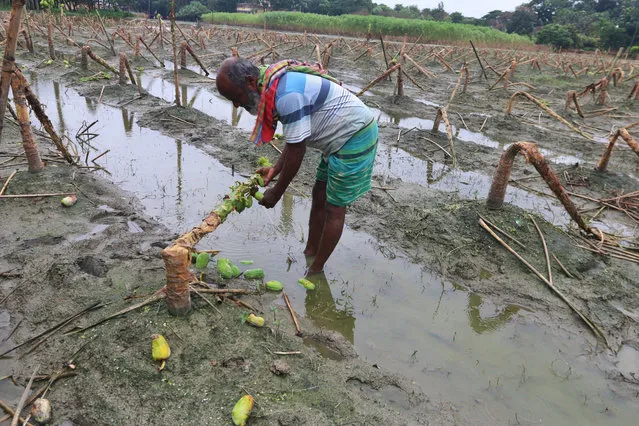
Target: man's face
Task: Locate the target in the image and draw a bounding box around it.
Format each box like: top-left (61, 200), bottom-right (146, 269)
top-left (217, 73), bottom-right (260, 115)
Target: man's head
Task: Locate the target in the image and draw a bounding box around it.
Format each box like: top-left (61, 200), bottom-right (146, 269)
top-left (216, 57), bottom-right (261, 115)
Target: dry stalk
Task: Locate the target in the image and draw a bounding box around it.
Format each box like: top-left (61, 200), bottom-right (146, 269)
top-left (469, 40), bottom-right (487, 80)
top-left (403, 53), bottom-right (436, 78)
top-left (170, 0), bottom-right (180, 106)
top-left (447, 64), bottom-right (468, 106)
top-left (46, 23), bottom-right (55, 60)
top-left (506, 91), bottom-right (593, 140)
top-left (628, 80), bottom-right (639, 100)
top-left (596, 77), bottom-right (609, 105)
top-left (564, 90), bottom-right (584, 118)
top-left (138, 36), bottom-right (164, 67)
top-left (611, 67), bottom-right (624, 86)
top-left (119, 52), bottom-right (127, 84)
top-left (595, 128), bottom-right (639, 171)
top-left (356, 63), bottom-right (400, 96)
top-left (80, 45), bottom-right (88, 70)
top-left (15, 69), bottom-right (73, 164)
top-left (0, 0), bottom-right (26, 144)
top-left (183, 42), bottom-right (209, 75)
top-left (431, 107), bottom-right (457, 167)
top-left (396, 63), bottom-right (404, 97)
top-left (11, 74), bottom-right (43, 172)
top-left (85, 46), bottom-right (118, 74)
top-left (486, 142), bottom-right (591, 234)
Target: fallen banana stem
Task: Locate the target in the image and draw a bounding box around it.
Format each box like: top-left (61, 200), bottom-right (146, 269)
top-left (479, 218), bottom-right (608, 345)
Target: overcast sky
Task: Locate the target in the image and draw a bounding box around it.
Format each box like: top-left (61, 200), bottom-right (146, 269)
top-left (376, 0), bottom-right (525, 19)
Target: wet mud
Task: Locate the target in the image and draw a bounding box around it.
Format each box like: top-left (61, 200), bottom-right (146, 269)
top-left (1, 16), bottom-right (638, 425)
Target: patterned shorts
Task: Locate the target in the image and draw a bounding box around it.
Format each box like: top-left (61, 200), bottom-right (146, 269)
top-left (316, 120), bottom-right (378, 206)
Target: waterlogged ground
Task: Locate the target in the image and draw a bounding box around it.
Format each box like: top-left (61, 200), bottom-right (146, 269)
top-left (0, 18), bottom-right (638, 424)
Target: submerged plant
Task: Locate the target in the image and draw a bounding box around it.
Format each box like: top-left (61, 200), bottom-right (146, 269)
top-left (79, 71), bottom-right (112, 82)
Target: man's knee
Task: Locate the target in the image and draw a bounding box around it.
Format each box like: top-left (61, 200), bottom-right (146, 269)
top-left (325, 202), bottom-right (346, 219)
top-left (313, 181), bottom-right (327, 198)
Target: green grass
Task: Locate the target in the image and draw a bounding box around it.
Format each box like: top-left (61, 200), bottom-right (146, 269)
top-left (201, 12), bottom-right (532, 47)
top-left (51, 9), bottom-right (134, 19)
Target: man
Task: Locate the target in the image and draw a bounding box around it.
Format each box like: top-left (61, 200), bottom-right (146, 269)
top-left (216, 57), bottom-right (378, 274)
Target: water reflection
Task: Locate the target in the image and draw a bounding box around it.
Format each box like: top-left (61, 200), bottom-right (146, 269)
top-left (85, 96), bottom-right (97, 113)
top-left (231, 105), bottom-right (243, 128)
top-left (175, 139), bottom-right (185, 225)
top-left (426, 158), bottom-right (452, 184)
top-left (466, 292), bottom-right (520, 334)
top-left (53, 81), bottom-right (66, 134)
top-left (121, 108), bottom-right (134, 133)
top-left (135, 72), bottom-right (273, 132)
top-left (278, 193), bottom-right (294, 235)
top-left (304, 270), bottom-right (355, 344)
top-left (180, 83), bottom-right (202, 109)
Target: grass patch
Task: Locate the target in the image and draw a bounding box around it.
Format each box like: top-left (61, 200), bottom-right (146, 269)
top-left (202, 12), bottom-right (532, 47)
top-left (37, 9), bottom-right (134, 19)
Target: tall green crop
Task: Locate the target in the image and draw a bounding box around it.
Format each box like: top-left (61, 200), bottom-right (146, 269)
top-left (201, 12), bottom-right (532, 47)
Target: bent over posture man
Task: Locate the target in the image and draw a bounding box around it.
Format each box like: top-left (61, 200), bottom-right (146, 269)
top-left (216, 57), bottom-right (378, 273)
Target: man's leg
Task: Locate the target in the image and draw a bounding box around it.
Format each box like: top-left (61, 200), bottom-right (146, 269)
top-left (307, 202), bottom-right (346, 274)
top-left (304, 181), bottom-right (327, 256)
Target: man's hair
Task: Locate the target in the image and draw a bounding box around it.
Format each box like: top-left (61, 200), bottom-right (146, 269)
top-left (223, 58), bottom-right (260, 88)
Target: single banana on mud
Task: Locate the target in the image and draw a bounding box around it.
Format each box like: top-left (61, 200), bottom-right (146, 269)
top-left (151, 334), bottom-right (171, 371)
top-left (232, 394), bottom-right (254, 426)
top-left (246, 313), bottom-right (265, 327)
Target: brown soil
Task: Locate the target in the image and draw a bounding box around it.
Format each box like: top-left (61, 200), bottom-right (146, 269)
top-left (0, 13), bottom-right (638, 425)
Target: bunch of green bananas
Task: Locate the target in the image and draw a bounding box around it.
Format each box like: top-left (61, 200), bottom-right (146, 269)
top-left (213, 173), bottom-right (265, 222)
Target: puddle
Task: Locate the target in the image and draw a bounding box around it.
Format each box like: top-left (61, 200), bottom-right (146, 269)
top-left (373, 108), bottom-right (606, 165)
top-left (23, 76), bottom-right (639, 424)
top-left (416, 97), bottom-right (441, 108)
top-left (135, 66), bottom-right (282, 133)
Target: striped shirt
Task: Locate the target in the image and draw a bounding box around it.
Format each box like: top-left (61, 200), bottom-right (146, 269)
top-left (275, 72), bottom-right (374, 159)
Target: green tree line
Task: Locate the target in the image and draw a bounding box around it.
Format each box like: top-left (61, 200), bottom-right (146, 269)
top-left (26, 0), bottom-right (639, 51)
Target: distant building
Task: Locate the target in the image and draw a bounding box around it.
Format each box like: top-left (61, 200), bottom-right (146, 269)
top-left (236, 3), bottom-right (255, 13)
top-left (236, 2), bottom-right (270, 13)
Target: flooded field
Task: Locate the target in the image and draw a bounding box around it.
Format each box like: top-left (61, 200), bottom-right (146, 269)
top-left (1, 14), bottom-right (638, 425)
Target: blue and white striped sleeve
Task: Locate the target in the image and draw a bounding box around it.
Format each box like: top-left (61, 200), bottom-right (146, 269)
top-left (275, 91), bottom-right (311, 144)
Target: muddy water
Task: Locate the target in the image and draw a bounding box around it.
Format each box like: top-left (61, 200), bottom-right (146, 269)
top-left (26, 76), bottom-right (638, 424)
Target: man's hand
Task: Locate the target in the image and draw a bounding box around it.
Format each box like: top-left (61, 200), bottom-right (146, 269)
top-left (256, 167), bottom-right (277, 186)
top-left (259, 187), bottom-right (281, 208)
